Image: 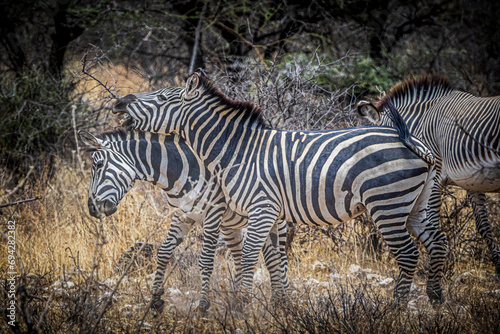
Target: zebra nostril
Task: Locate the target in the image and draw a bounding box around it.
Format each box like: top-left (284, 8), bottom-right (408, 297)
top-left (103, 200), bottom-right (117, 216)
top-left (88, 198), bottom-right (98, 218)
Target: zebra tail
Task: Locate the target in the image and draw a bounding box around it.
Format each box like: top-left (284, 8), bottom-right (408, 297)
top-left (385, 99), bottom-right (435, 165)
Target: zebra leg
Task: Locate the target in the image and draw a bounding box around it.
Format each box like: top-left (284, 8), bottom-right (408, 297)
top-left (221, 227), bottom-right (244, 290)
top-left (261, 222), bottom-right (286, 299)
top-left (468, 191), bottom-right (500, 277)
top-left (277, 220), bottom-right (290, 291)
top-left (373, 211), bottom-right (419, 303)
top-left (151, 215), bottom-right (193, 314)
top-left (240, 204), bottom-right (279, 306)
top-left (426, 166), bottom-right (444, 231)
top-left (223, 222), bottom-right (288, 304)
top-left (406, 186), bottom-right (448, 305)
top-left (197, 204), bottom-right (225, 314)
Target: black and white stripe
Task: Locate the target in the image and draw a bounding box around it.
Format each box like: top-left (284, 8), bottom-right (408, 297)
top-left (116, 73), bottom-right (448, 304)
top-left (358, 75), bottom-right (500, 276)
top-left (80, 129), bottom-right (289, 313)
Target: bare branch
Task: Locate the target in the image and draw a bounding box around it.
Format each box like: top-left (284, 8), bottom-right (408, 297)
top-left (0, 196), bottom-right (42, 209)
top-left (81, 51), bottom-right (119, 100)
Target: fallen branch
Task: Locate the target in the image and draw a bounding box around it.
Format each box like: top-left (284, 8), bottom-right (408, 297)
top-left (0, 197), bottom-right (42, 209)
top-left (0, 167), bottom-right (34, 202)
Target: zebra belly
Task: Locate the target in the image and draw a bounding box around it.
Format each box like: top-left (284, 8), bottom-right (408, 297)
top-left (449, 162), bottom-right (500, 192)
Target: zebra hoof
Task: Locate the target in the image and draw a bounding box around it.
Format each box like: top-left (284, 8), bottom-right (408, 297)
top-left (271, 293), bottom-right (289, 309)
top-left (197, 299), bottom-right (210, 315)
top-left (151, 298), bottom-right (165, 316)
top-left (494, 267), bottom-right (500, 280)
top-left (426, 288), bottom-right (444, 307)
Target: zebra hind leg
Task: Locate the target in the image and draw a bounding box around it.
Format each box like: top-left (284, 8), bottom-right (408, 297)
top-left (406, 208), bottom-right (448, 305)
top-left (151, 216), bottom-right (193, 315)
top-left (373, 212), bottom-right (419, 304)
top-left (469, 191), bottom-right (500, 277)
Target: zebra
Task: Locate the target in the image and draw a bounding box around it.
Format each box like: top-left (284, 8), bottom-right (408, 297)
top-left (79, 129), bottom-right (289, 313)
top-left (113, 72), bottom-right (448, 305)
top-left (357, 75), bottom-right (500, 276)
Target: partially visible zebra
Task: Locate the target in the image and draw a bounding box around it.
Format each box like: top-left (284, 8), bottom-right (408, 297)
top-left (357, 75), bottom-right (500, 276)
top-left (114, 72), bottom-right (448, 304)
top-left (79, 129), bottom-right (289, 313)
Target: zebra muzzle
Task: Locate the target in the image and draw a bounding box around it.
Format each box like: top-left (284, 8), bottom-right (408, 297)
top-left (88, 198), bottom-right (117, 218)
top-left (113, 94), bottom-right (137, 114)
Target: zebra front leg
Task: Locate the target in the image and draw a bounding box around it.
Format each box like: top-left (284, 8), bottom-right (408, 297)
top-left (240, 205), bottom-right (279, 309)
top-left (223, 222), bottom-right (287, 305)
top-left (197, 205), bottom-right (225, 314)
top-left (151, 215), bottom-right (193, 314)
top-left (277, 220), bottom-right (290, 291)
top-left (261, 222), bottom-right (288, 301)
top-left (221, 227), bottom-right (244, 291)
top-left (469, 191), bottom-right (500, 277)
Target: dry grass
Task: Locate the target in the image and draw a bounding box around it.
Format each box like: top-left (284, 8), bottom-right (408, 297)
top-left (1, 158), bottom-right (499, 333)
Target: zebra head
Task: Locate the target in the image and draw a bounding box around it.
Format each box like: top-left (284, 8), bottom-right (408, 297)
top-left (79, 131), bottom-right (137, 218)
top-left (113, 73), bottom-right (204, 135)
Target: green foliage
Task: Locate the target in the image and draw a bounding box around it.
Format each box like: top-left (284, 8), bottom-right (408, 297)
top-left (0, 68), bottom-right (81, 176)
top-left (276, 52), bottom-right (396, 98)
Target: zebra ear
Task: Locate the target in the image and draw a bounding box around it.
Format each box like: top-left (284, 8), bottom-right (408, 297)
top-left (185, 73), bottom-right (200, 97)
top-left (78, 130), bottom-right (105, 151)
top-left (356, 101), bottom-right (381, 124)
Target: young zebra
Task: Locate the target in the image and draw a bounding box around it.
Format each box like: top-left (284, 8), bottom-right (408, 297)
top-left (358, 75), bottom-right (500, 276)
top-left (114, 73), bottom-right (448, 305)
top-left (79, 129), bottom-right (289, 313)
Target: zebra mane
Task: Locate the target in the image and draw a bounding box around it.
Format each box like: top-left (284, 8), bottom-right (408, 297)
top-left (96, 128), bottom-right (132, 142)
top-left (197, 74), bottom-right (270, 129)
top-left (378, 75), bottom-right (455, 111)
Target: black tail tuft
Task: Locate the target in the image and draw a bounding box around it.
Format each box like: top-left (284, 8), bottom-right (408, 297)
top-left (385, 99), bottom-right (435, 165)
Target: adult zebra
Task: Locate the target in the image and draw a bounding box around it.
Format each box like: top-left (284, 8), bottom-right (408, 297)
top-left (114, 72), bottom-right (448, 304)
top-left (357, 75), bottom-right (500, 276)
top-left (79, 129), bottom-right (289, 313)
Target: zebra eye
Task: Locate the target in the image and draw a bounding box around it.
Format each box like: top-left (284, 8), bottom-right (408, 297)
top-left (95, 160), bottom-right (104, 169)
top-left (158, 94), bottom-right (167, 101)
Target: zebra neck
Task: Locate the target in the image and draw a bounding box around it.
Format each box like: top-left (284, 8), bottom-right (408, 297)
top-left (117, 137), bottom-right (202, 196)
top-left (181, 111), bottom-right (266, 172)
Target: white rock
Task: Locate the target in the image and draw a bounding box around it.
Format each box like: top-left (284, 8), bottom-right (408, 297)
top-left (366, 274), bottom-right (383, 281)
top-left (378, 277), bottom-right (394, 287)
top-left (253, 268), bottom-right (268, 285)
top-left (312, 261), bottom-right (328, 273)
top-left (167, 288), bottom-right (182, 296)
top-left (307, 278), bottom-right (320, 286)
top-left (349, 264), bottom-right (362, 274)
top-left (103, 278), bottom-right (117, 286)
top-left (330, 273), bottom-right (342, 281)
